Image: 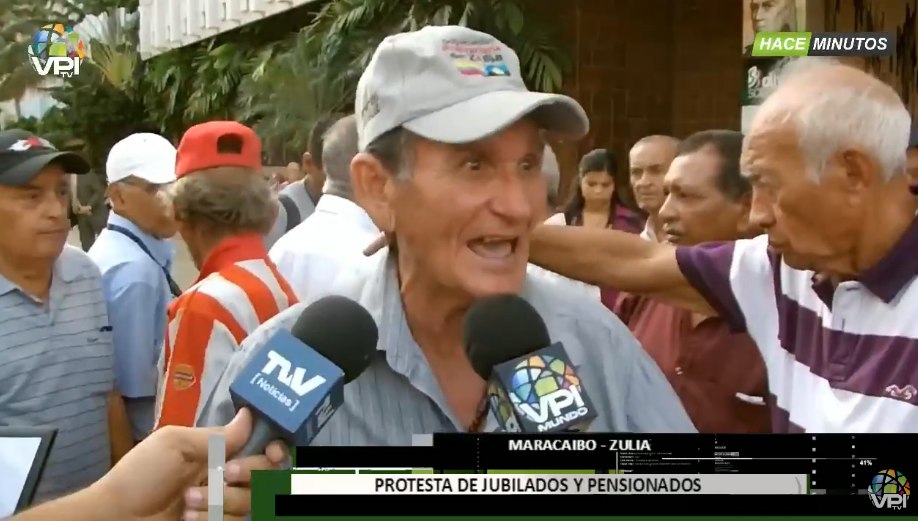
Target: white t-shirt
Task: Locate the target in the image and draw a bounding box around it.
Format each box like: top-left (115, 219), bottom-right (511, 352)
top-left (264, 181), bottom-right (317, 249)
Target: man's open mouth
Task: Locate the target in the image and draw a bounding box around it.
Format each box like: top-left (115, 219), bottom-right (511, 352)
top-left (468, 237), bottom-right (519, 259)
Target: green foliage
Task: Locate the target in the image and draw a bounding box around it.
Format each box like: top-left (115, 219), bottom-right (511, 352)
top-left (304, 0), bottom-right (570, 94)
top-left (4, 0), bottom-right (571, 165)
top-left (239, 0), bottom-right (572, 161)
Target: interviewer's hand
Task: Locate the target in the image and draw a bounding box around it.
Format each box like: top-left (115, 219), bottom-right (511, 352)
top-left (91, 408), bottom-right (281, 521)
top-left (362, 233), bottom-right (389, 256)
top-left (182, 439), bottom-right (286, 520)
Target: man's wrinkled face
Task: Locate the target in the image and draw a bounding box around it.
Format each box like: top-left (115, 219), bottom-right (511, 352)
top-left (0, 164), bottom-right (71, 261)
top-left (629, 141), bottom-right (675, 216)
top-left (742, 123), bottom-right (866, 272)
top-left (392, 119), bottom-right (546, 299)
top-left (109, 176), bottom-right (177, 239)
top-left (751, 0), bottom-right (794, 33)
top-left (658, 148), bottom-right (751, 246)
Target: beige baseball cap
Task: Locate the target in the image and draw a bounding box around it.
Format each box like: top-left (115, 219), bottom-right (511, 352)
top-left (355, 25), bottom-right (589, 151)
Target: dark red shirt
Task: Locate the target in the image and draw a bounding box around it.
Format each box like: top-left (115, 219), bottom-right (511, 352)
top-left (565, 205), bottom-right (646, 311)
top-left (615, 293), bottom-right (772, 433)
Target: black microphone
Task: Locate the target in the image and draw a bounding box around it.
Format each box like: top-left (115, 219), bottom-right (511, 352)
top-left (230, 296), bottom-right (378, 456)
top-left (464, 294), bottom-right (597, 433)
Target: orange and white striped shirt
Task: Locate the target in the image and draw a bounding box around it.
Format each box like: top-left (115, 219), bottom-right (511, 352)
top-left (154, 234), bottom-right (298, 428)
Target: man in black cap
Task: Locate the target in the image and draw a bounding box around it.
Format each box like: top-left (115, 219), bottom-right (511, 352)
top-left (908, 128), bottom-right (918, 187)
top-left (0, 129), bottom-right (133, 500)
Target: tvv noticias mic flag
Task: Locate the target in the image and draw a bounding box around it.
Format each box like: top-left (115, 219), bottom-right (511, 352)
top-left (751, 32), bottom-right (894, 57)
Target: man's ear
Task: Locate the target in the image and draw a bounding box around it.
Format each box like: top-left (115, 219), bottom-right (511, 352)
top-left (351, 152), bottom-right (395, 233)
top-left (106, 183), bottom-right (122, 206)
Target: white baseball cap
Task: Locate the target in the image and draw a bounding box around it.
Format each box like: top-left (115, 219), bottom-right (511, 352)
top-left (106, 133), bottom-right (177, 184)
top-left (355, 25), bottom-right (589, 151)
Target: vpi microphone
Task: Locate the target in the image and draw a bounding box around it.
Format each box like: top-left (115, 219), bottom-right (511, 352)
top-left (230, 295), bottom-right (378, 456)
top-left (463, 294), bottom-right (597, 433)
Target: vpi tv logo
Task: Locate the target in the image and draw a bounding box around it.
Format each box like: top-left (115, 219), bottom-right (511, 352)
top-left (261, 350), bottom-right (326, 396)
top-left (508, 355), bottom-right (588, 431)
top-left (28, 24), bottom-right (84, 78)
top-left (868, 469), bottom-right (910, 509)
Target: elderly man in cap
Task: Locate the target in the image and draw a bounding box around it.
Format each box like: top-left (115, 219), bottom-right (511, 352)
top-left (194, 26), bottom-right (693, 446)
top-left (154, 122), bottom-right (298, 433)
top-left (88, 133), bottom-right (181, 444)
top-left (0, 129), bottom-right (132, 500)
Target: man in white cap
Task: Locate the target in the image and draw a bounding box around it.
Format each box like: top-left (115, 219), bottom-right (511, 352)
top-left (196, 26), bottom-right (694, 440)
top-left (88, 133), bottom-right (180, 444)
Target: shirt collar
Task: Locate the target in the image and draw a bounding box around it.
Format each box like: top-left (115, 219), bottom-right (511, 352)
top-left (811, 213), bottom-right (918, 303)
top-left (195, 233), bottom-right (269, 284)
top-left (315, 195), bottom-right (379, 235)
top-left (108, 212), bottom-right (174, 266)
top-left (640, 222), bottom-right (657, 241)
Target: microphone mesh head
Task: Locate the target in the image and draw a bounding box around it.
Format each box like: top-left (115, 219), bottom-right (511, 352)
top-left (462, 294), bottom-right (551, 380)
top-left (289, 295), bottom-right (379, 383)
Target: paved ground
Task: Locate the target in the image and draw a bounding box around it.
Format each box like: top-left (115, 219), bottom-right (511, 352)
top-left (67, 228), bottom-right (200, 290)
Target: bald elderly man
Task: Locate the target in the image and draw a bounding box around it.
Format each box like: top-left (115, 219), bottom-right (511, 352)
top-left (526, 57), bottom-right (918, 433)
top-left (628, 135), bottom-right (679, 241)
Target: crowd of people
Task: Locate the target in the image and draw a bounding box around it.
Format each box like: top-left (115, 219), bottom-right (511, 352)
top-left (1, 22), bottom-right (916, 520)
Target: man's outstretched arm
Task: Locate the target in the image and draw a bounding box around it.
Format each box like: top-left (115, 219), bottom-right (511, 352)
top-left (529, 225), bottom-right (716, 316)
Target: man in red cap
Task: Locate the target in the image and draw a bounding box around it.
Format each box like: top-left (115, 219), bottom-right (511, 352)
top-left (154, 121), bottom-right (298, 429)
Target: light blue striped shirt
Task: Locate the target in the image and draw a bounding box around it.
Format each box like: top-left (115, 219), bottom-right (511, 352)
top-left (0, 245), bottom-right (114, 500)
top-left (197, 250), bottom-right (695, 441)
top-left (88, 212), bottom-right (174, 441)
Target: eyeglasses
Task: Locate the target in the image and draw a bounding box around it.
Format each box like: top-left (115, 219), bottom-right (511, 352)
top-left (121, 177), bottom-right (169, 195)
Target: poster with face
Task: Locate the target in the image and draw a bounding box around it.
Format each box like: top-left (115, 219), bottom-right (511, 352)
top-left (742, 0), bottom-right (807, 54)
top-left (741, 0), bottom-right (808, 134)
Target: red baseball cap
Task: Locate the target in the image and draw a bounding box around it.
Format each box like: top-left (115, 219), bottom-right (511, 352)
top-left (175, 121), bottom-right (261, 178)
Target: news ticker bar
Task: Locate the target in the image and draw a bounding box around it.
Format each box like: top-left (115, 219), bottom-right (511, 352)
top-left (271, 473), bottom-right (906, 516)
top-left (290, 473), bottom-right (807, 494)
top-left (294, 433), bottom-right (904, 472)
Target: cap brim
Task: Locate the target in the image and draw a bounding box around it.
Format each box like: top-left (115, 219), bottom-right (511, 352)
top-left (1, 151), bottom-right (90, 186)
top-left (402, 90), bottom-right (589, 145)
top-left (132, 169), bottom-right (177, 185)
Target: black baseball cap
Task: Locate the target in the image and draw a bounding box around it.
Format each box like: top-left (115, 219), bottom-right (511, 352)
top-left (0, 129), bottom-right (90, 186)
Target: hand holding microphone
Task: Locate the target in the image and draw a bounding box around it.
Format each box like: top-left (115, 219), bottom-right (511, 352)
top-left (464, 295), bottom-right (597, 433)
top-left (11, 408), bottom-right (284, 521)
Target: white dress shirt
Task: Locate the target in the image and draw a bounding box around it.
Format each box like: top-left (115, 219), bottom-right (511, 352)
top-left (269, 194), bottom-right (379, 299)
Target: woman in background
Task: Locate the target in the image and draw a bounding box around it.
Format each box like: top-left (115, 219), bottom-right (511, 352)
top-left (546, 148), bottom-right (646, 310)
top-left (556, 148), bottom-right (645, 231)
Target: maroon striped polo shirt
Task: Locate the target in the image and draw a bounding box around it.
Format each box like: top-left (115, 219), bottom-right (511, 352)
top-left (673, 213), bottom-right (918, 432)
